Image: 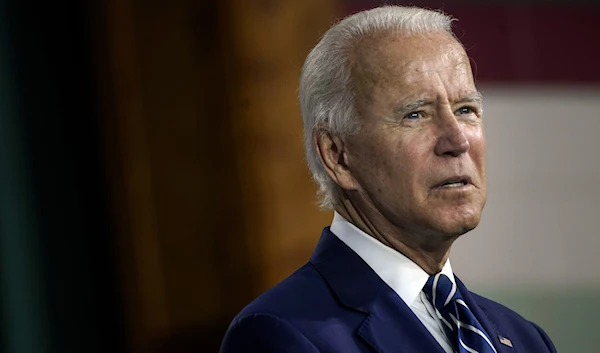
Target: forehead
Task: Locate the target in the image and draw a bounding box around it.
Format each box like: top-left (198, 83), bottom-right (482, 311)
top-left (352, 31), bottom-right (475, 100)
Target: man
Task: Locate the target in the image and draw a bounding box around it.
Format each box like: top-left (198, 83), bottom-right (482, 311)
top-left (221, 5), bottom-right (557, 353)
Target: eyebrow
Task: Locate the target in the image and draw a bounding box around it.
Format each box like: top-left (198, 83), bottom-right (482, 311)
top-left (457, 91), bottom-right (484, 106)
top-left (394, 99), bottom-right (434, 114)
top-left (393, 91), bottom-right (484, 114)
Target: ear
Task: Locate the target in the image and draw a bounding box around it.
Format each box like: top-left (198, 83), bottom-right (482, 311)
top-left (313, 128), bottom-right (360, 191)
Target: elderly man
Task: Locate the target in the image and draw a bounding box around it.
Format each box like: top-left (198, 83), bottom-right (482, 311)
top-left (221, 5), bottom-right (556, 353)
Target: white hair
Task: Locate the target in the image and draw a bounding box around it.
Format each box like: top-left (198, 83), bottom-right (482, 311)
top-left (299, 5), bottom-right (457, 209)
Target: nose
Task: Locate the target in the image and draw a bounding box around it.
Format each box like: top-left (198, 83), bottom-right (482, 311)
top-left (434, 109), bottom-right (470, 157)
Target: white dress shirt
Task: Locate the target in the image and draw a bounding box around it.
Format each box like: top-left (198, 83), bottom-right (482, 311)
top-left (330, 211), bottom-right (455, 353)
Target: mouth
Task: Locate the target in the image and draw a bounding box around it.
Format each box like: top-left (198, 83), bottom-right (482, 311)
top-left (434, 175), bottom-right (473, 189)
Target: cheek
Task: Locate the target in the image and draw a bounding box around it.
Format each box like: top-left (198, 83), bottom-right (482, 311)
top-left (352, 139), bottom-right (403, 194)
top-left (474, 134), bottom-right (486, 161)
top-left (467, 127), bottom-right (487, 180)
top-left (397, 133), bottom-right (434, 174)
top-left (347, 135), bottom-right (389, 184)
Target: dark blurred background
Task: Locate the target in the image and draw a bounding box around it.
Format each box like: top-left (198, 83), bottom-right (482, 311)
top-left (0, 1), bottom-right (598, 352)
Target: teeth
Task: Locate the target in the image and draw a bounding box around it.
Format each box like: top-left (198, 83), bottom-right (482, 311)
top-left (442, 182), bottom-right (465, 188)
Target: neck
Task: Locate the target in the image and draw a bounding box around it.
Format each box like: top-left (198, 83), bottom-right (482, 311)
top-left (334, 193), bottom-right (456, 275)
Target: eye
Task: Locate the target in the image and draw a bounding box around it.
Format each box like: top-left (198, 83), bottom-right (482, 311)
top-left (456, 106), bottom-right (476, 115)
top-left (404, 111), bottom-right (423, 120)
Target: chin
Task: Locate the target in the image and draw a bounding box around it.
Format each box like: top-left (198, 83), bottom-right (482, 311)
top-left (448, 222), bottom-right (478, 237)
top-left (436, 208), bottom-right (482, 236)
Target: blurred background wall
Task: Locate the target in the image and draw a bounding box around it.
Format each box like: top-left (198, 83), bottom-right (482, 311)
top-left (0, 0), bottom-right (598, 352)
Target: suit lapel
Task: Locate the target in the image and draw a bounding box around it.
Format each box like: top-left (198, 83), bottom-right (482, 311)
top-left (357, 290), bottom-right (446, 353)
top-left (456, 277), bottom-right (521, 353)
top-left (310, 228), bottom-right (446, 353)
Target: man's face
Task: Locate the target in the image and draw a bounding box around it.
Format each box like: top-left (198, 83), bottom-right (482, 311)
top-left (344, 31), bottom-right (486, 238)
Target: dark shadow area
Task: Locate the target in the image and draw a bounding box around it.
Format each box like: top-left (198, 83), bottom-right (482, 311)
top-left (1, 1), bottom-right (127, 352)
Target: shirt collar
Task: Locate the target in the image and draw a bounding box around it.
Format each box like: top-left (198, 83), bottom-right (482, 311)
top-left (330, 211), bottom-right (454, 306)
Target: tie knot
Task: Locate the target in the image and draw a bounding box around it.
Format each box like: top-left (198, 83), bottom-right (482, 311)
top-left (423, 273), bottom-right (461, 309)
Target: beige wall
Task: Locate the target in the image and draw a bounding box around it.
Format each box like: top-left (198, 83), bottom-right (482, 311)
top-left (452, 85), bottom-right (600, 287)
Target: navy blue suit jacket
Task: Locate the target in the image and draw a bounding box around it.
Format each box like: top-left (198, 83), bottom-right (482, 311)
top-left (220, 228), bottom-right (557, 353)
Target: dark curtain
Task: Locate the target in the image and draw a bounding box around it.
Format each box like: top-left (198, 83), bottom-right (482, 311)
top-left (0, 1), bottom-right (125, 352)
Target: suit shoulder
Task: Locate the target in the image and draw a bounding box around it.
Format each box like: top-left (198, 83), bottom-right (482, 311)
top-left (470, 291), bottom-right (557, 352)
top-left (222, 261), bottom-right (365, 352)
top-left (234, 262), bottom-right (336, 320)
top-left (221, 313), bottom-right (320, 353)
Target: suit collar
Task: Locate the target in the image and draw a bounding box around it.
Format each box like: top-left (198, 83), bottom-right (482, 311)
top-left (310, 227), bottom-right (389, 312)
top-left (311, 228), bottom-right (520, 353)
top-left (330, 211), bottom-right (456, 307)
top-left (310, 228), bottom-right (446, 353)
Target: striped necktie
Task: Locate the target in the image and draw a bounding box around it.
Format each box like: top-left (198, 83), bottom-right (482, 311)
top-left (423, 273), bottom-right (497, 353)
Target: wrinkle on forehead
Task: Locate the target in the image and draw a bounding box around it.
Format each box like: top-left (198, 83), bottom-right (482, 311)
top-left (351, 31), bottom-right (472, 103)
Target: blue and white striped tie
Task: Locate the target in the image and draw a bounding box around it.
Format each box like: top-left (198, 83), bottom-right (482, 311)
top-left (423, 273), bottom-right (497, 353)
